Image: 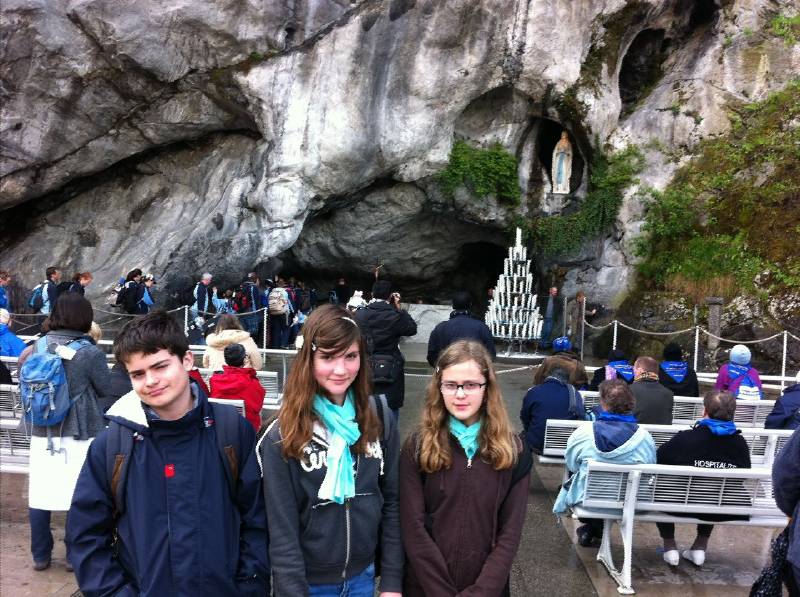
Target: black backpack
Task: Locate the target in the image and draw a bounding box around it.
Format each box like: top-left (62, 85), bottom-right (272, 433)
top-left (105, 401), bottom-right (243, 523)
top-left (178, 284), bottom-right (196, 308)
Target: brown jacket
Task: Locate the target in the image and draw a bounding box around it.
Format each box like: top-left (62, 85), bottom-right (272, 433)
top-left (532, 352), bottom-right (588, 388)
top-left (399, 434), bottom-right (530, 596)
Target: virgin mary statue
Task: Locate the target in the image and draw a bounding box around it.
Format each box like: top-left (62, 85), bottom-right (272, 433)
top-left (552, 131), bottom-right (572, 194)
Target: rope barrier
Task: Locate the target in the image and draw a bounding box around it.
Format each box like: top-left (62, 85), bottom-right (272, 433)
top-left (404, 364), bottom-right (535, 379)
top-left (615, 321), bottom-right (695, 336)
top-left (584, 320), bottom-right (614, 330)
top-left (699, 328), bottom-right (785, 344)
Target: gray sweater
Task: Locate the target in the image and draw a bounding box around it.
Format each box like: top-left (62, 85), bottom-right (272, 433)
top-left (19, 329), bottom-right (112, 440)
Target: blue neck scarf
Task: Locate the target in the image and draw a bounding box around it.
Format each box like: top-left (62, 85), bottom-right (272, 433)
top-left (696, 418), bottom-right (737, 436)
top-left (608, 361), bottom-right (635, 382)
top-left (597, 411), bottom-right (638, 423)
top-left (449, 416), bottom-right (481, 462)
top-left (660, 361), bottom-right (688, 383)
top-left (312, 390), bottom-right (361, 504)
top-left (728, 362), bottom-right (751, 380)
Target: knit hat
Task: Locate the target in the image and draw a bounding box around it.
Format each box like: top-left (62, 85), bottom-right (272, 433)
top-left (730, 344), bottom-right (751, 366)
top-left (0, 309), bottom-right (9, 325)
top-left (552, 336), bottom-right (572, 352)
top-left (662, 342), bottom-right (683, 361)
top-left (224, 343), bottom-right (246, 367)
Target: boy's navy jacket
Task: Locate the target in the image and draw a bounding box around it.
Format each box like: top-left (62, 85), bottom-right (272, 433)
top-left (66, 383), bottom-right (269, 596)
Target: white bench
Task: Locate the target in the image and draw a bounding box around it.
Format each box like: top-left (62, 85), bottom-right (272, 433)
top-left (541, 419), bottom-right (793, 467)
top-left (0, 418), bottom-right (30, 474)
top-left (198, 369), bottom-right (281, 414)
top-left (0, 384), bottom-right (21, 419)
top-left (572, 461), bottom-right (787, 594)
top-left (580, 392), bottom-right (775, 427)
top-left (0, 356), bottom-right (19, 382)
top-left (208, 398), bottom-right (246, 418)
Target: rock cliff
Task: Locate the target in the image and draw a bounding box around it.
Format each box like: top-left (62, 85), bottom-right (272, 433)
top-left (1, 0), bottom-right (798, 312)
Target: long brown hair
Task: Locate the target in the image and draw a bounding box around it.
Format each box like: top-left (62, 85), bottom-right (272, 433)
top-left (278, 304), bottom-right (379, 459)
top-left (417, 340), bottom-right (517, 473)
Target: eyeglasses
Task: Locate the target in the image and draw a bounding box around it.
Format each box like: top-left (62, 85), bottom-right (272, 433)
top-left (440, 381), bottom-right (487, 395)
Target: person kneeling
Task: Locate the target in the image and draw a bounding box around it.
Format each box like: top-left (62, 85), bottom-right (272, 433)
top-left (553, 379), bottom-right (656, 547)
top-left (656, 390), bottom-right (751, 567)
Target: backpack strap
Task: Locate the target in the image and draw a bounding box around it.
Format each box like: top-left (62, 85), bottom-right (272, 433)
top-left (105, 421), bottom-right (136, 518)
top-left (210, 402), bottom-right (242, 500)
top-left (370, 393), bottom-right (392, 444)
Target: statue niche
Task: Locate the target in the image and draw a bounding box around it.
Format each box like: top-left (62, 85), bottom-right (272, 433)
top-left (551, 130), bottom-right (572, 194)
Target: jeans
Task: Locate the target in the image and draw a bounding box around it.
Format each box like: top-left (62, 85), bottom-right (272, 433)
top-left (29, 508), bottom-right (54, 562)
top-left (308, 563), bottom-right (375, 597)
top-left (539, 317), bottom-right (554, 348)
top-left (270, 314), bottom-right (290, 349)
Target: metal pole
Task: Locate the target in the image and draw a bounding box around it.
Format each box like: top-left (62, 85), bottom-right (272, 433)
top-left (693, 326), bottom-right (700, 371)
top-left (183, 305), bottom-right (189, 335)
top-left (781, 331), bottom-right (788, 392)
top-left (562, 295), bottom-right (568, 336)
top-left (580, 298), bottom-right (586, 362)
top-left (262, 308), bottom-right (268, 349)
top-left (612, 320), bottom-right (618, 350)
top-left (282, 355), bottom-right (288, 392)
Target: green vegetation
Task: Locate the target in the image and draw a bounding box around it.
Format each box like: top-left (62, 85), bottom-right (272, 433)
top-left (635, 80), bottom-right (800, 296)
top-left (532, 146), bottom-right (645, 255)
top-left (438, 141), bottom-right (520, 203)
top-left (771, 14), bottom-right (800, 45)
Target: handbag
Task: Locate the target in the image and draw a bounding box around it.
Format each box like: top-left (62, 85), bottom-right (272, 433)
top-left (370, 353), bottom-right (400, 384)
top-left (750, 524), bottom-right (798, 596)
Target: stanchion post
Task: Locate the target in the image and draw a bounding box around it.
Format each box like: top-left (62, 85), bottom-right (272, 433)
top-left (693, 326), bottom-right (700, 371)
top-left (262, 308), bottom-right (268, 349)
top-left (183, 306), bottom-right (189, 335)
top-left (562, 295), bottom-right (568, 336)
top-left (781, 331), bottom-right (788, 392)
top-left (612, 320), bottom-right (618, 350)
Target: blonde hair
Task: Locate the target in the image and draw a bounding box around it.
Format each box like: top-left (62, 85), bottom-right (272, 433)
top-left (417, 340), bottom-right (517, 473)
top-left (278, 304), bottom-right (379, 459)
top-left (88, 321), bottom-right (102, 343)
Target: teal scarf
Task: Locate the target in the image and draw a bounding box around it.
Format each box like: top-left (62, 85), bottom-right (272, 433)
top-left (449, 416), bottom-right (482, 462)
top-left (313, 390), bottom-right (361, 504)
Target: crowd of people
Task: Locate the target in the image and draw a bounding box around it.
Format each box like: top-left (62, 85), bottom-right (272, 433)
top-left (2, 267), bottom-right (799, 595)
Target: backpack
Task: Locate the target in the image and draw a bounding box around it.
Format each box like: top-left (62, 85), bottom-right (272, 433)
top-left (20, 336), bottom-right (91, 452)
top-left (361, 314), bottom-right (401, 385)
top-left (268, 288), bottom-right (288, 315)
top-left (105, 400), bottom-right (243, 523)
top-left (28, 284), bottom-right (45, 311)
top-left (736, 372), bottom-right (763, 400)
top-left (118, 281), bottom-right (139, 314)
top-left (233, 284), bottom-right (254, 313)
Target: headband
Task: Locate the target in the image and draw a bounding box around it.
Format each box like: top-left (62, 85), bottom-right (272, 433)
top-left (310, 316), bottom-right (359, 351)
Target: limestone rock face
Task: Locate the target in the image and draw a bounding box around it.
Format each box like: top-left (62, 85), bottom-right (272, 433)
top-left (1, 0), bottom-right (798, 319)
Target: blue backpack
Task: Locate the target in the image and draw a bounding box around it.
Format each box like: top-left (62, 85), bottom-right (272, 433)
top-left (28, 284), bottom-right (45, 311)
top-left (20, 337), bottom-right (91, 451)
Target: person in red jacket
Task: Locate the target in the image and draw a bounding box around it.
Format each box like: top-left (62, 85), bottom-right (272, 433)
top-left (209, 343), bottom-right (265, 432)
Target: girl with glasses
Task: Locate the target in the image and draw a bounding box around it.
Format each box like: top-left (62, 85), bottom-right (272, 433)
top-left (258, 304), bottom-right (402, 597)
top-left (400, 340), bottom-right (532, 596)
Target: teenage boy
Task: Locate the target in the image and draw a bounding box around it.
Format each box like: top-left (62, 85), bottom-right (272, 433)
top-left (66, 311), bottom-right (269, 596)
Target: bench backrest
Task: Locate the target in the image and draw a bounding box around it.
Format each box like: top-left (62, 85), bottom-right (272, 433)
top-left (542, 419), bottom-right (792, 466)
top-left (580, 392), bottom-right (775, 427)
top-left (582, 461), bottom-right (782, 517)
top-left (0, 356), bottom-right (19, 379)
top-left (0, 384), bottom-right (21, 418)
top-left (208, 397), bottom-right (246, 418)
top-left (0, 424), bottom-right (31, 455)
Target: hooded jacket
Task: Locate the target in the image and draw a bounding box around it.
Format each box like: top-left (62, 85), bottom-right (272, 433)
top-left (765, 383), bottom-right (800, 430)
top-left (553, 421), bottom-right (656, 514)
top-left (658, 361), bottom-right (700, 397)
top-left (0, 322), bottom-right (25, 357)
top-left (714, 362), bottom-right (763, 397)
top-left (258, 408), bottom-right (402, 595)
top-left (210, 366), bottom-right (265, 432)
top-left (66, 386), bottom-right (269, 597)
top-left (521, 377), bottom-right (586, 452)
top-left (203, 328), bottom-right (263, 371)
top-left (426, 311), bottom-right (496, 366)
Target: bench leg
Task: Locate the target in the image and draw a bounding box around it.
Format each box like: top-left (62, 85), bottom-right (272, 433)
top-left (595, 471), bottom-right (641, 594)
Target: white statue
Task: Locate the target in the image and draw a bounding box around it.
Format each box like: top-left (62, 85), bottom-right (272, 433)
top-left (551, 130), bottom-right (572, 194)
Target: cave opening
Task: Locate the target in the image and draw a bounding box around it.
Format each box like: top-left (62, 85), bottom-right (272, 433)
top-left (535, 119), bottom-right (584, 193)
top-left (447, 242), bottom-right (508, 312)
top-left (619, 28), bottom-right (668, 113)
top-left (687, 0), bottom-right (719, 30)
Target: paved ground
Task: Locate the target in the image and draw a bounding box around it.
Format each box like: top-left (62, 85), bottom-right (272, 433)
top-left (0, 343), bottom-right (780, 596)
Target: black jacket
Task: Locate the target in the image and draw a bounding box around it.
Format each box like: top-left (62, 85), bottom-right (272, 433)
top-left (354, 302), bottom-right (417, 409)
top-left (631, 379), bottom-right (674, 425)
top-left (658, 363), bottom-right (700, 397)
top-left (426, 311), bottom-right (496, 366)
top-left (258, 405), bottom-right (402, 595)
top-left (765, 384), bottom-right (800, 430)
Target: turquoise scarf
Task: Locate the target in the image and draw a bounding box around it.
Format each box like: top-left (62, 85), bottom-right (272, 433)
top-left (313, 390), bottom-right (361, 504)
top-left (449, 416), bottom-right (482, 462)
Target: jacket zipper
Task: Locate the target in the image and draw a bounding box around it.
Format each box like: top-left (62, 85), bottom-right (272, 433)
top-left (341, 454), bottom-right (359, 578)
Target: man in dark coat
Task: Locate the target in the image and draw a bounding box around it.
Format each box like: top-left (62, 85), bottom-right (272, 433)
top-left (354, 280), bottom-right (417, 416)
top-left (426, 291), bottom-right (495, 366)
top-left (766, 370), bottom-right (800, 430)
top-left (631, 356), bottom-right (674, 425)
top-left (773, 425), bottom-right (800, 591)
top-left (658, 342), bottom-right (700, 397)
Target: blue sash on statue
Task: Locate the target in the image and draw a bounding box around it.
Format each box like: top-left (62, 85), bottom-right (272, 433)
top-left (660, 361), bottom-right (688, 383)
